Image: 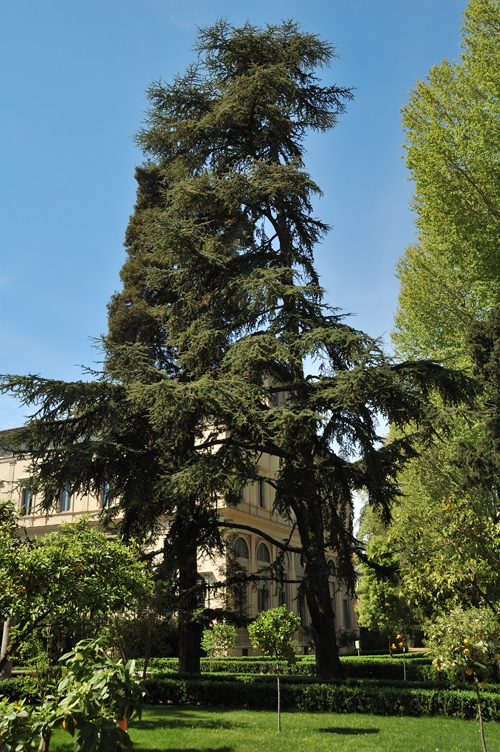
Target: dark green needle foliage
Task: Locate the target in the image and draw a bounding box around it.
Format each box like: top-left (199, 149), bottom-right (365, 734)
top-left (107, 20), bottom-right (470, 679)
top-left (0, 20), bottom-right (472, 680)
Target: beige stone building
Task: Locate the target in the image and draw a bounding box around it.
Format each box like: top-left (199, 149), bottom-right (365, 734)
top-left (0, 436), bottom-right (359, 655)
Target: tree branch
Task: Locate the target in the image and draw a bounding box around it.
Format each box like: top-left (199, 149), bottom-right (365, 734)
top-left (218, 520), bottom-right (302, 554)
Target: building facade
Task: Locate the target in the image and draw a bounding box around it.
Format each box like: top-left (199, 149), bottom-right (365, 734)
top-left (0, 442), bottom-right (359, 655)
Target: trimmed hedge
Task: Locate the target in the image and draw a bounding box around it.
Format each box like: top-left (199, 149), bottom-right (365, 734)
top-left (4, 671), bottom-right (500, 719)
top-left (145, 656), bottom-right (448, 684)
top-left (152, 670), bottom-right (500, 695)
top-left (0, 678), bottom-right (26, 701)
top-left (171, 673), bottom-right (450, 691)
top-left (340, 658), bottom-right (441, 683)
top-left (142, 676), bottom-right (500, 720)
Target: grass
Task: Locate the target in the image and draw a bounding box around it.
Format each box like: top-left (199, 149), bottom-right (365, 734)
top-left (49, 706), bottom-right (500, 752)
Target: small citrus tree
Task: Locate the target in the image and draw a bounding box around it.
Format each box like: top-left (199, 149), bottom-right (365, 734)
top-left (201, 623), bottom-right (237, 672)
top-left (56, 639), bottom-right (143, 752)
top-left (247, 606), bottom-right (301, 731)
top-left (0, 640), bottom-right (143, 752)
top-left (425, 607), bottom-right (500, 752)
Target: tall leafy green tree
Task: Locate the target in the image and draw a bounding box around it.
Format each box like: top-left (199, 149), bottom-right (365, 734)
top-left (372, 0), bottom-right (500, 628)
top-left (360, 308), bottom-right (500, 627)
top-left (1, 20), bottom-right (471, 681)
top-left (394, 0), bottom-right (500, 365)
top-left (355, 505), bottom-right (422, 648)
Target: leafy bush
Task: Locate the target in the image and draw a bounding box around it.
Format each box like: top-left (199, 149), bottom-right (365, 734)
top-left (201, 624), bottom-right (237, 672)
top-left (0, 698), bottom-right (41, 752)
top-left (0, 510), bottom-right (153, 679)
top-left (425, 607), bottom-right (500, 682)
top-left (424, 606), bottom-right (500, 752)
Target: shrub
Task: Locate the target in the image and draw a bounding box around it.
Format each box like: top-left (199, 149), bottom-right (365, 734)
top-left (0, 698), bottom-right (41, 752)
top-left (201, 624), bottom-right (237, 672)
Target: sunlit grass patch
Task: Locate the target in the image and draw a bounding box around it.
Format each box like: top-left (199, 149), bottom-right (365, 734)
top-left (50, 705), bottom-right (500, 752)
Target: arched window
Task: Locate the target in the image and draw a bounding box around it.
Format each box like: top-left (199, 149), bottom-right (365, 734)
top-left (327, 560), bottom-right (336, 578)
top-left (235, 537), bottom-right (249, 559)
top-left (256, 543), bottom-right (271, 563)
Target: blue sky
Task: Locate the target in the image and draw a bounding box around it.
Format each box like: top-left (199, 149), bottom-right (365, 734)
top-left (0, 0), bottom-right (466, 429)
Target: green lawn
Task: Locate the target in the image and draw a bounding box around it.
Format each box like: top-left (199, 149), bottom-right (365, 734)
top-left (49, 706), bottom-right (500, 752)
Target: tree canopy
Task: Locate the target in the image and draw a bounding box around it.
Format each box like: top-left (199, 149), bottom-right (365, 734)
top-left (394, 0), bottom-right (500, 365)
top-left (358, 2), bottom-right (500, 641)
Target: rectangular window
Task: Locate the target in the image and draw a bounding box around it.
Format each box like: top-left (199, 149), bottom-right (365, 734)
top-left (60, 487), bottom-right (72, 512)
top-left (299, 600), bottom-right (308, 626)
top-left (342, 598), bottom-right (351, 630)
top-left (197, 577), bottom-right (206, 607)
top-left (102, 481), bottom-right (112, 508)
top-left (258, 479), bottom-right (266, 508)
top-left (21, 488), bottom-right (33, 515)
top-left (330, 583), bottom-right (336, 613)
top-left (257, 587), bottom-right (269, 612)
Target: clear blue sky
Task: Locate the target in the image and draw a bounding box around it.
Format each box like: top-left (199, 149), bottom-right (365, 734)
top-left (0, 0), bottom-right (466, 429)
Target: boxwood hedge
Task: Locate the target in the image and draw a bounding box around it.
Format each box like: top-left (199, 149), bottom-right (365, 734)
top-left (143, 656), bottom-right (448, 684)
top-left (142, 676), bottom-right (500, 720)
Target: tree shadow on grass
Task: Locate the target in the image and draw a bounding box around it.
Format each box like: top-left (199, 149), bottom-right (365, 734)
top-left (320, 727), bottom-right (380, 735)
